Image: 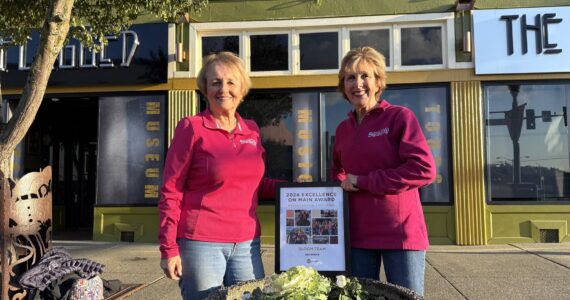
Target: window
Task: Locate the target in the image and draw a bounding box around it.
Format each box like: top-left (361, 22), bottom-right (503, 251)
top-left (238, 92), bottom-right (294, 182)
top-left (250, 34), bottom-right (289, 72)
top-left (299, 32), bottom-right (339, 70)
top-left (188, 13), bottom-right (456, 75)
top-left (322, 84), bottom-right (451, 203)
top-left (485, 82), bottom-right (570, 202)
top-left (350, 29), bottom-right (390, 67)
top-left (201, 35), bottom-right (239, 57)
top-left (400, 26), bottom-right (442, 66)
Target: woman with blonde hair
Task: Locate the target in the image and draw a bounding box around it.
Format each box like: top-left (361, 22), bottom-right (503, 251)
top-left (332, 47), bottom-right (436, 296)
top-left (159, 52), bottom-right (279, 299)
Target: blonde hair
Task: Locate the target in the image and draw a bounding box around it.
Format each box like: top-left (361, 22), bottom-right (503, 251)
top-left (197, 52), bottom-right (252, 96)
top-left (338, 47), bottom-right (387, 101)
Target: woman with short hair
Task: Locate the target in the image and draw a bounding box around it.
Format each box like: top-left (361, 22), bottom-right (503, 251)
top-left (158, 52), bottom-right (278, 299)
top-left (332, 47), bottom-right (436, 296)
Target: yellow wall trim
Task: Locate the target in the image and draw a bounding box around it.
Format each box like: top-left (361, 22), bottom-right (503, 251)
top-left (451, 81), bottom-right (487, 245)
top-left (6, 70), bottom-right (570, 95)
top-left (3, 81), bottom-right (175, 95)
top-left (168, 90), bottom-right (198, 145)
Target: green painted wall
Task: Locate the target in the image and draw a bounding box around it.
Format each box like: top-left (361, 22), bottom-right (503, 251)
top-left (424, 206), bottom-right (456, 245)
top-left (193, 0), bottom-right (455, 22)
top-left (93, 207), bottom-right (160, 243)
top-left (487, 205), bottom-right (570, 244)
top-left (191, 0), bottom-right (567, 22)
top-left (93, 205), bottom-right (455, 245)
top-left (258, 204), bottom-right (276, 245)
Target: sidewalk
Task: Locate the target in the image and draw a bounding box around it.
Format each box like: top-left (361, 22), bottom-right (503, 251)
top-left (54, 240), bottom-right (570, 299)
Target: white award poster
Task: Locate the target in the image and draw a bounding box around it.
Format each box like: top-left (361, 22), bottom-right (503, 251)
top-left (275, 182), bottom-right (350, 275)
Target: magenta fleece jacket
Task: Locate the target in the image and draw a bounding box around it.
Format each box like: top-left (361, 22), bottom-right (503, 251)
top-left (332, 100), bottom-right (436, 250)
top-left (158, 110), bottom-right (278, 259)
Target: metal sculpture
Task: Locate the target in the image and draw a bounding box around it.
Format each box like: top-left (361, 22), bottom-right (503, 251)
top-left (1, 167), bottom-right (52, 300)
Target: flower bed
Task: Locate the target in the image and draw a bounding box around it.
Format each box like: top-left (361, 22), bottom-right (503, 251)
top-left (205, 266), bottom-right (423, 300)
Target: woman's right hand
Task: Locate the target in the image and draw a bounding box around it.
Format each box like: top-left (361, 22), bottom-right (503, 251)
top-left (160, 255), bottom-right (183, 280)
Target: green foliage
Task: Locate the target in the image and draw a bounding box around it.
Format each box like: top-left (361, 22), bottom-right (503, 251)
top-left (260, 266), bottom-right (331, 299)
top-left (332, 275), bottom-right (369, 300)
top-left (0, 0), bottom-right (208, 50)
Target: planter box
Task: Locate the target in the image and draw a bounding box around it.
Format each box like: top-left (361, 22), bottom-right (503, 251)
top-left (206, 277), bottom-right (423, 300)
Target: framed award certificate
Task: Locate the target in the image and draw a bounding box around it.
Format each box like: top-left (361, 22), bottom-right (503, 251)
top-left (275, 182), bottom-right (350, 276)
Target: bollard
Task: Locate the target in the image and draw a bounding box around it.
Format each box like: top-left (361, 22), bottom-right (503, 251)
top-left (0, 167), bottom-right (52, 300)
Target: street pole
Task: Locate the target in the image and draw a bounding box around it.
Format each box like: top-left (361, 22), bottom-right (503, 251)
top-left (508, 85), bottom-right (522, 184)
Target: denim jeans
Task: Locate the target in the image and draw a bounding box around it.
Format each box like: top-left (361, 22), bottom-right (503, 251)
top-left (350, 248), bottom-right (426, 296)
top-left (177, 238), bottom-right (265, 300)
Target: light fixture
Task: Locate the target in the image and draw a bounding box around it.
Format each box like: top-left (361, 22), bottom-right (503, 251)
top-left (463, 31), bottom-right (472, 53)
top-left (455, 0), bottom-right (476, 12)
top-left (51, 98), bottom-right (60, 102)
top-left (455, 0), bottom-right (476, 53)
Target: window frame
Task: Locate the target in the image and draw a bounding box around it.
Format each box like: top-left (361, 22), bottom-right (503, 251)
top-left (296, 28), bottom-right (341, 75)
top-left (483, 80), bottom-right (570, 205)
top-left (345, 25), bottom-right (393, 70)
top-left (184, 12), bottom-right (458, 77)
top-left (394, 22), bottom-right (448, 71)
top-left (246, 31), bottom-right (291, 76)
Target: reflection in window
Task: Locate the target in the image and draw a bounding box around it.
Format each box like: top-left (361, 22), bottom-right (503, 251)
top-left (401, 27), bottom-right (442, 65)
top-left (350, 29), bottom-right (390, 67)
top-left (251, 34), bottom-right (288, 71)
top-left (322, 85), bottom-right (451, 203)
top-left (485, 83), bottom-right (570, 202)
top-left (201, 36), bottom-right (239, 57)
top-left (238, 92), bottom-right (294, 182)
top-left (299, 32), bottom-right (338, 70)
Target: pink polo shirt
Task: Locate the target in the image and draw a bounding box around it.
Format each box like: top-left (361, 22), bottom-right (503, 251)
top-left (332, 100), bottom-right (436, 250)
top-left (158, 110), bottom-right (277, 259)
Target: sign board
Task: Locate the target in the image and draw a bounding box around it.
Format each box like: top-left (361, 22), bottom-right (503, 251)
top-left (473, 7), bottom-right (570, 74)
top-left (97, 94), bottom-right (165, 205)
top-left (275, 182), bottom-right (350, 276)
top-left (0, 23), bottom-right (168, 87)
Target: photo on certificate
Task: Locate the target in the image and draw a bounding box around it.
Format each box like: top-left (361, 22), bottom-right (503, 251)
top-left (275, 182), bottom-right (350, 276)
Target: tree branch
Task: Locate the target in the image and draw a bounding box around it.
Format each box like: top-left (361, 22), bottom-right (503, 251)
top-left (0, 0), bottom-right (75, 164)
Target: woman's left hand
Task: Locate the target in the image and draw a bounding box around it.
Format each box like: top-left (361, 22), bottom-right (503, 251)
top-left (341, 174), bottom-right (359, 192)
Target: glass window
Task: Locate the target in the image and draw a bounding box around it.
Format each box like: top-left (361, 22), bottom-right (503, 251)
top-left (201, 35), bottom-right (239, 57)
top-left (299, 32), bottom-right (338, 70)
top-left (322, 84), bottom-right (451, 203)
top-left (350, 29), bottom-right (390, 67)
top-left (238, 92), bottom-right (294, 182)
top-left (250, 34), bottom-right (288, 72)
top-left (401, 27), bottom-right (442, 66)
top-left (485, 82), bottom-right (570, 202)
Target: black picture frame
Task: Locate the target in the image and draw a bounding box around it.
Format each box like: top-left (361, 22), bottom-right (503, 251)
top-left (275, 182), bottom-right (350, 277)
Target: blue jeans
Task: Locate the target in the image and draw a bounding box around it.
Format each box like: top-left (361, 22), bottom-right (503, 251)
top-left (351, 248), bottom-right (426, 296)
top-left (177, 238), bottom-right (265, 300)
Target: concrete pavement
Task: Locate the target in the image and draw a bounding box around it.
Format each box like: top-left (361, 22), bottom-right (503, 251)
top-left (53, 240), bottom-right (570, 299)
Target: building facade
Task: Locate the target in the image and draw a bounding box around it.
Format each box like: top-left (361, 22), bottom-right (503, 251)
top-left (2, 0), bottom-right (570, 245)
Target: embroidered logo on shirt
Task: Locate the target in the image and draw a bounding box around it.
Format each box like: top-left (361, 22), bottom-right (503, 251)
top-left (240, 138), bottom-right (257, 146)
top-left (368, 128), bottom-right (389, 137)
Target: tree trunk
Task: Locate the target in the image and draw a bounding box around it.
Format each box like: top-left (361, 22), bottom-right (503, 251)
top-left (1, 2), bottom-right (75, 298)
top-left (0, 0), bottom-right (75, 177)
